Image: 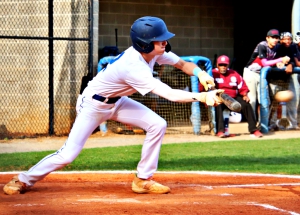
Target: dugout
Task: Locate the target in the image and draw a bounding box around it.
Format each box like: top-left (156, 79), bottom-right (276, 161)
top-left (260, 66), bottom-right (300, 133)
top-left (99, 56), bottom-right (300, 136)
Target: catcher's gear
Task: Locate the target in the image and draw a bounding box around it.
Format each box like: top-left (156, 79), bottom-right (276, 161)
top-left (130, 16), bottom-right (174, 53)
top-left (194, 90), bottom-right (224, 106)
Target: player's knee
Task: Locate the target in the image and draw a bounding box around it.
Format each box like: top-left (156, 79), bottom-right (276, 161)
top-left (159, 118), bottom-right (167, 131)
top-left (61, 156), bottom-right (74, 165)
top-left (55, 151), bottom-right (77, 165)
top-left (149, 118), bottom-right (167, 133)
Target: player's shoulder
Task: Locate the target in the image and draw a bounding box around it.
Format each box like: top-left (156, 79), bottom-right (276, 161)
top-left (212, 68), bottom-right (221, 78)
top-left (159, 51), bottom-right (180, 60)
top-left (124, 47), bottom-right (150, 65)
top-left (212, 68), bottom-right (219, 74)
top-left (258, 41), bottom-right (268, 46)
top-left (289, 43), bottom-right (298, 52)
top-left (227, 68), bottom-right (238, 74)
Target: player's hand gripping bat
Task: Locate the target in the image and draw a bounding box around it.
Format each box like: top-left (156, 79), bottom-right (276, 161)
top-left (208, 84), bottom-right (242, 112)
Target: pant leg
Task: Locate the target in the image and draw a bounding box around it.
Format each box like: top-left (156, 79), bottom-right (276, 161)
top-left (215, 104), bottom-right (226, 132)
top-left (243, 67), bottom-right (259, 120)
top-left (286, 73), bottom-right (299, 128)
top-left (110, 97), bottom-right (167, 179)
top-left (268, 83), bottom-right (279, 128)
top-left (19, 95), bottom-right (112, 186)
top-left (235, 96), bottom-right (257, 133)
top-left (269, 74), bottom-right (299, 129)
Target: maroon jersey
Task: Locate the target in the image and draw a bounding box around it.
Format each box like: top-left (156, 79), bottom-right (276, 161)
top-left (212, 68), bottom-right (249, 98)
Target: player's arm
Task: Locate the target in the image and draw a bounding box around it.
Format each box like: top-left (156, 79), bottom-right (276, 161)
top-left (173, 58), bottom-right (215, 91)
top-left (237, 75), bottom-right (250, 102)
top-left (151, 81), bottom-right (223, 106)
top-left (261, 58), bottom-right (290, 66)
top-left (294, 56), bottom-right (300, 67)
top-left (257, 45), bottom-right (290, 66)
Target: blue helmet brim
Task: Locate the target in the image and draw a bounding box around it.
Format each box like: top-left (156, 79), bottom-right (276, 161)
top-left (152, 31), bottom-right (175, 42)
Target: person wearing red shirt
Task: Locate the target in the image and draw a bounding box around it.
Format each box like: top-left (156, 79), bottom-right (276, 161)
top-left (213, 55), bottom-right (263, 138)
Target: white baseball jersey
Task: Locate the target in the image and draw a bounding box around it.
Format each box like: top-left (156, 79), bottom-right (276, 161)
top-left (85, 46), bottom-right (180, 98)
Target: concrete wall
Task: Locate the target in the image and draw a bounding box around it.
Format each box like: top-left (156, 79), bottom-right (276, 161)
top-left (98, 0), bottom-right (234, 63)
top-left (0, 0), bottom-right (90, 137)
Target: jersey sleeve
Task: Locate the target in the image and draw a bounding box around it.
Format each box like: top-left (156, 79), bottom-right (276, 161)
top-left (124, 64), bottom-right (160, 96)
top-left (156, 51), bottom-right (180, 65)
top-left (257, 44), bottom-right (268, 59)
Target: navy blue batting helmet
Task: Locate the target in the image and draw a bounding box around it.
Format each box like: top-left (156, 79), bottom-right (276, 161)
top-left (130, 16), bottom-right (175, 53)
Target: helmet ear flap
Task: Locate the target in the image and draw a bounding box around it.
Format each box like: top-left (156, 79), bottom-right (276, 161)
top-left (135, 41), bottom-right (171, 53)
top-left (142, 42), bottom-right (155, 54)
top-left (165, 41), bottom-right (171, 52)
top-left (131, 35), bottom-right (154, 53)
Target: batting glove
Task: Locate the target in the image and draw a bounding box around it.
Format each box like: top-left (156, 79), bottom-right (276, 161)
top-left (193, 67), bottom-right (215, 91)
top-left (194, 90), bottom-right (224, 106)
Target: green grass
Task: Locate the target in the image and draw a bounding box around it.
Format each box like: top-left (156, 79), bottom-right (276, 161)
top-left (1, 138), bottom-right (300, 175)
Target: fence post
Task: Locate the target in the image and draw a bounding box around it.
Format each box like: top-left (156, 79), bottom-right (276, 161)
top-left (180, 56), bottom-right (214, 135)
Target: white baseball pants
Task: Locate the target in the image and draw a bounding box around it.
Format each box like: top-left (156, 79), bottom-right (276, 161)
top-left (19, 94), bottom-right (167, 186)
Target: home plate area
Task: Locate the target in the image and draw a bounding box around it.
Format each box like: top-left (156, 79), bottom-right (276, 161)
top-left (1, 171), bottom-right (300, 215)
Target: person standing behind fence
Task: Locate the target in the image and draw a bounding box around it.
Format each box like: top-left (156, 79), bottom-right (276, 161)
top-left (3, 16), bottom-right (224, 195)
top-left (243, 29), bottom-right (290, 125)
top-left (213, 55), bottom-right (263, 138)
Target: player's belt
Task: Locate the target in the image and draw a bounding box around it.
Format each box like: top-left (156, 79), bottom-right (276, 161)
top-left (92, 94), bottom-right (121, 104)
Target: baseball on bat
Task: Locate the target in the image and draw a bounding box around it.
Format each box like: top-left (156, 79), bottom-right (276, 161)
top-left (208, 85), bottom-right (242, 112)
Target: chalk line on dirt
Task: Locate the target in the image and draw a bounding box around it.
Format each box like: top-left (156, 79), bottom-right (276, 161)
top-left (248, 202), bottom-right (300, 215)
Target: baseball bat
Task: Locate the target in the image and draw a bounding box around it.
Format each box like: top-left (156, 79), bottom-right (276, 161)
top-left (209, 85), bottom-right (242, 112)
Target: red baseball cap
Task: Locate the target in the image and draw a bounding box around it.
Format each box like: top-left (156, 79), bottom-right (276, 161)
top-left (217, 55), bottom-right (230, 65)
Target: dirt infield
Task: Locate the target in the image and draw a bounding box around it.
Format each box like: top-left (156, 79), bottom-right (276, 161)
top-left (1, 129), bottom-right (300, 214)
top-left (1, 172), bottom-right (300, 215)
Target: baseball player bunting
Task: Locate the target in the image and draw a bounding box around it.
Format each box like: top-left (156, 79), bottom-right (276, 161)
top-left (3, 16), bottom-right (224, 195)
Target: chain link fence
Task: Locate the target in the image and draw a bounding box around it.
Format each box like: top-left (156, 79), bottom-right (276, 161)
top-left (0, 0), bottom-right (92, 139)
top-left (107, 64), bottom-right (211, 135)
